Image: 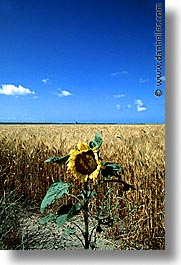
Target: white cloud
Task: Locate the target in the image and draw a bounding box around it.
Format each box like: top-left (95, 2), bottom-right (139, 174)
top-left (116, 104), bottom-right (121, 110)
top-left (121, 70), bottom-right (128, 75)
top-left (127, 104), bottom-right (131, 108)
top-left (137, 105), bottom-right (147, 111)
top-left (0, 84), bottom-right (35, 96)
top-left (111, 72), bottom-right (121, 77)
top-left (139, 78), bottom-right (149, 84)
top-left (111, 70), bottom-right (128, 77)
top-left (135, 99), bottom-right (147, 111)
top-left (57, 90), bottom-right (72, 97)
top-left (113, 94), bottom-right (125, 98)
top-left (42, 78), bottom-right (49, 84)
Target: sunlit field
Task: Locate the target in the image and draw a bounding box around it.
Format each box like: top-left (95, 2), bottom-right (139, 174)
top-left (0, 124), bottom-right (165, 250)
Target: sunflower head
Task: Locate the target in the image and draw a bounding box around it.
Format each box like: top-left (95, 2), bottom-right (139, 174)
top-left (67, 141), bottom-right (102, 182)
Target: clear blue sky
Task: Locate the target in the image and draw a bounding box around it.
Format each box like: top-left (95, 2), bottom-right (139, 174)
top-left (0, 0), bottom-right (165, 123)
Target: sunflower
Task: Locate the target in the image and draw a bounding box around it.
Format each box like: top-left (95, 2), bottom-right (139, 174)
top-left (67, 141), bottom-right (103, 182)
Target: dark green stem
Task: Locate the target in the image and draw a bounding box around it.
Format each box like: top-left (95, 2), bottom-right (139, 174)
top-left (83, 180), bottom-right (90, 249)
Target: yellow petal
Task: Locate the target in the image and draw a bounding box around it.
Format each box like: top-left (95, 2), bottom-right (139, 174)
top-left (77, 141), bottom-right (89, 151)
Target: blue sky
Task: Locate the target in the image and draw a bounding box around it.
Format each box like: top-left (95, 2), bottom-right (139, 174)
top-left (0, 0), bottom-right (165, 123)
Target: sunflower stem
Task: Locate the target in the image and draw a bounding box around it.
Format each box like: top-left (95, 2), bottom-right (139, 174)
top-left (83, 180), bottom-right (90, 249)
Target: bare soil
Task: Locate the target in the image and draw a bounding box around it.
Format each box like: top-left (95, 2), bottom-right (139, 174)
top-left (20, 211), bottom-right (121, 250)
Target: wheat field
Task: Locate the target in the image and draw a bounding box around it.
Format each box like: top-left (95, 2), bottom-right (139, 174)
top-left (0, 124), bottom-right (165, 249)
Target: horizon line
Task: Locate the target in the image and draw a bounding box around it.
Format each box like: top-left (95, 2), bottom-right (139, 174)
top-left (0, 122), bottom-right (165, 125)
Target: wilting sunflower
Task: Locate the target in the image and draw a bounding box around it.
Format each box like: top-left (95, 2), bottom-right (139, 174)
top-left (67, 141), bottom-right (103, 182)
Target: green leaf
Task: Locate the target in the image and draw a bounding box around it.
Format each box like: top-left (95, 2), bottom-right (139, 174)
top-left (56, 203), bottom-right (82, 227)
top-left (101, 162), bottom-right (122, 178)
top-left (56, 214), bottom-right (68, 227)
top-left (62, 228), bottom-right (76, 238)
top-left (45, 155), bottom-right (70, 164)
top-left (68, 203), bottom-right (82, 219)
top-left (40, 181), bottom-right (70, 212)
top-left (39, 214), bottom-right (56, 224)
top-left (81, 190), bottom-right (96, 200)
top-left (94, 132), bottom-right (103, 147)
top-left (89, 133), bottom-right (103, 149)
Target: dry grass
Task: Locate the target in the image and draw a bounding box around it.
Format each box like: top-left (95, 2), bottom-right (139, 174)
top-left (0, 124), bottom-right (165, 249)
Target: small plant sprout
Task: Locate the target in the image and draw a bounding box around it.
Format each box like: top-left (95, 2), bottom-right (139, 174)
top-left (40, 133), bottom-right (135, 249)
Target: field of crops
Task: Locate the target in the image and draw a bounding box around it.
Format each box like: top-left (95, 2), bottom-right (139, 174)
top-left (0, 124), bottom-right (165, 250)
